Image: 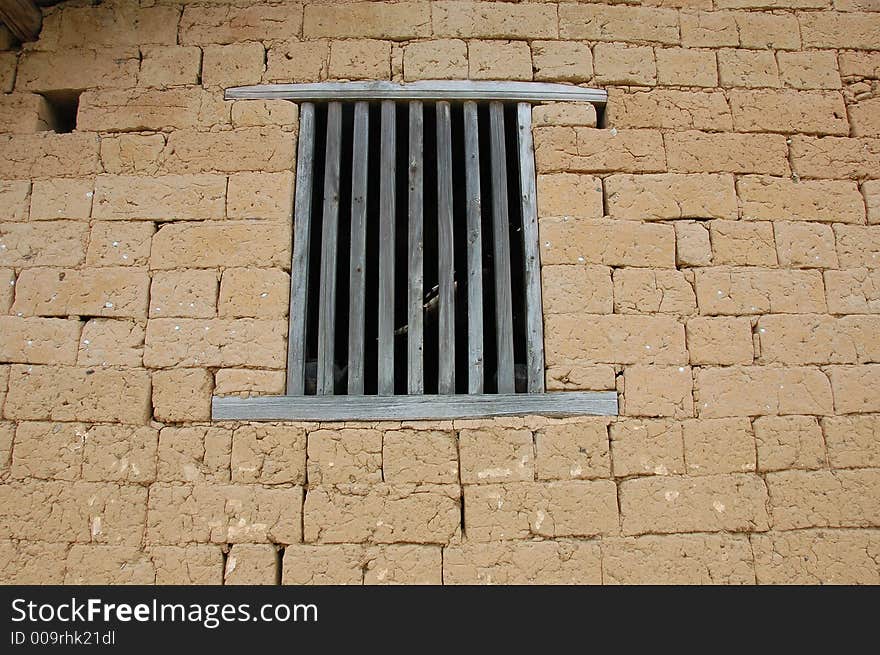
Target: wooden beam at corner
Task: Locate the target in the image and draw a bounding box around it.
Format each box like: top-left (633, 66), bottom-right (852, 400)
top-left (0, 0), bottom-right (42, 43)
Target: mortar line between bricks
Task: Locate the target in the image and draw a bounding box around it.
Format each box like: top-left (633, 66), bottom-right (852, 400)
top-left (221, 546), bottom-right (229, 585)
top-left (747, 533), bottom-right (760, 585)
top-left (275, 545), bottom-right (284, 586)
top-left (455, 428), bottom-right (466, 542)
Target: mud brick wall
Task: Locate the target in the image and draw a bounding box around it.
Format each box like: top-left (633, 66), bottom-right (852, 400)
top-left (1, 0), bottom-right (879, 585)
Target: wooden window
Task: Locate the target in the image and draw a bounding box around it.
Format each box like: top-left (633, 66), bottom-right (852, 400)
top-left (213, 82), bottom-right (617, 421)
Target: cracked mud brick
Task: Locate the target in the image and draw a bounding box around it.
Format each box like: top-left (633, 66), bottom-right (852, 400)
top-left (5, 365), bottom-right (152, 424)
top-left (683, 418), bottom-right (755, 475)
top-left (459, 427), bottom-right (534, 484)
top-left (536, 173), bottom-right (602, 219)
top-left (534, 419), bottom-right (610, 481)
top-left (303, 483), bottom-right (460, 544)
top-left (539, 218), bottom-right (675, 267)
top-left (382, 429), bottom-right (459, 484)
top-left (468, 40), bottom-right (533, 81)
top-left (146, 483), bottom-right (303, 545)
top-left (595, 44), bottom-right (656, 86)
top-left (695, 366), bottom-right (833, 417)
top-left (304, 2), bottom-right (431, 40)
top-left (29, 178), bottom-right (93, 220)
top-left (180, 4), bottom-right (303, 45)
top-left (65, 546), bottom-right (156, 584)
top-left (78, 89), bottom-right (228, 132)
top-left (11, 267), bottom-right (149, 317)
top-left (0, 221), bottom-right (88, 268)
top-left (0, 480), bottom-right (147, 545)
top-left (695, 268), bottom-right (826, 315)
top-left (686, 317), bottom-right (754, 365)
top-left (150, 221), bottom-right (291, 269)
top-left (444, 540), bottom-right (601, 584)
top-left (152, 368), bottom-right (213, 422)
top-left (545, 314), bottom-right (686, 366)
top-left (144, 318), bottom-right (287, 368)
top-left (78, 319), bottom-right (145, 367)
top-left (766, 469), bottom-right (880, 530)
top-left (307, 428), bottom-right (383, 485)
top-left (602, 534), bottom-right (755, 585)
top-left (87, 222), bottom-right (155, 268)
top-left (203, 43), bottom-right (265, 88)
top-left (710, 221), bottom-right (777, 267)
top-left (232, 424), bottom-right (306, 485)
top-left (535, 127), bottom-right (665, 174)
top-left (754, 416), bottom-right (826, 473)
top-left (607, 90), bottom-right (733, 130)
top-left (224, 544), bottom-right (278, 585)
top-left (752, 529), bottom-right (880, 584)
top-left (605, 173), bottom-right (736, 221)
top-left (464, 480), bottom-right (618, 541)
top-left (619, 474), bottom-right (770, 535)
top-left (219, 268), bottom-right (290, 318)
top-left (611, 419), bottom-right (685, 478)
top-left (93, 174), bottom-right (226, 220)
top-left (532, 41), bottom-right (593, 83)
top-left (150, 545), bottom-right (224, 584)
top-left (543, 266), bottom-right (612, 315)
top-left (362, 544), bottom-right (442, 585)
top-left (822, 416), bottom-right (880, 469)
top-left (613, 269), bottom-right (695, 314)
top-left (0, 541), bottom-right (68, 584)
top-left (158, 426), bottom-right (231, 483)
top-left (0, 316), bottom-right (81, 365)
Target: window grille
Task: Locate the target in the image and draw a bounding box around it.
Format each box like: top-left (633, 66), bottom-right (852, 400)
top-left (213, 82), bottom-right (617, 421)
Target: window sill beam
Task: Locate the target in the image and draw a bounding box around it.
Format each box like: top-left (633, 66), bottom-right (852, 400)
top-left (212, 392), bottom-right (618, 421)
top-left (225, 80), bottom-right (607, 105)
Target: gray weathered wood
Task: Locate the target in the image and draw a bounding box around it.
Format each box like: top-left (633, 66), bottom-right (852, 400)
top-left (517, 103), bottom-right (545, 394)
top-left (489, 102), bottom-right (515, 393)
top-left (347, 101), bottom-right (370, 395)
top-left (317, 101), bottom-right (342, 395)
top-left (378, 100), bottom-right (396, 396)
top-left (463, 101), bottom-right (484, 395)
top-left (227, 80), bottom-right (607, 105)
top-left (286, 102), bottom-right (315, 396)
top-left (0, 0), bottom-right (42, 42)
top-left (214, 391), bottom-right (618, 421)
top-left (436, 100), bottom-right (456, 395)
top-left (407, 101), bottom-right (424, 395)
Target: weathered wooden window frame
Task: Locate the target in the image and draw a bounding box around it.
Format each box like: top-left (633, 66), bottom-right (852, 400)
top-left (213, 81), bottom-right (617, 421)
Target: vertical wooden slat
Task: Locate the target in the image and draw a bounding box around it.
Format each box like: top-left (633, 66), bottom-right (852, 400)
top-left (317, 101), bottom-right (342, 395)
top-left (286, 102), bottom-right (315, 395)
top-left (407, 101), bottom-right (424, 394)
top-left (489, 101), bottom-right (515, 393)
top-left (463, 101), bottom-right (484, 394)
top-left (516, 103), bottom-right (545, 393)
top-left (436, 101), bottom-right (456, 394)
top-left (347, 101), bottom-right (370, 394)
top-left (378, 100), bottom-right (396, 395)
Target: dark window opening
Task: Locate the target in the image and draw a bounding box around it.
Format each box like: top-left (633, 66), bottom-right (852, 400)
top-left (297, 99), bottom-right (537, 397)
top-left (40, 90), bottom-right (81, 134)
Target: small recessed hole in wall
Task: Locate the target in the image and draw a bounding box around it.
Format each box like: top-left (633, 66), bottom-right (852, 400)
top-left (595, 103), bottom-right (608, 129)
top-left (40, 90), bottom-right (82, 134)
